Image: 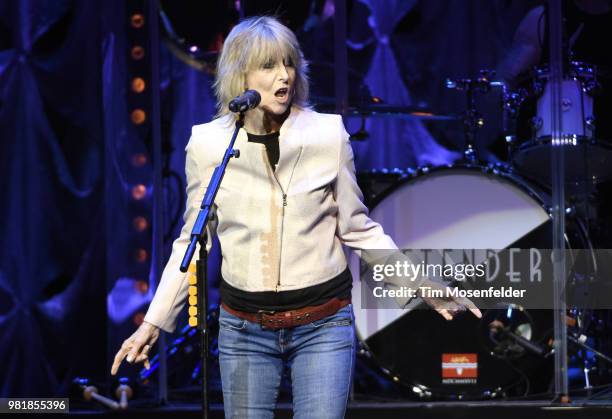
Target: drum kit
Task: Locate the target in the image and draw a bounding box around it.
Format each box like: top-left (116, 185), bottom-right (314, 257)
top-left (346, 63), bottom-right (612, 400)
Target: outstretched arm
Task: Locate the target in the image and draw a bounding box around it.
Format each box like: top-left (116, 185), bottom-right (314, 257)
top-left (332, 117), bottom-right (481, 320)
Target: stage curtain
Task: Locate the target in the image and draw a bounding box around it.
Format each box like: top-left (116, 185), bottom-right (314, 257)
top-left (0, 0), bottom-right (106, 396)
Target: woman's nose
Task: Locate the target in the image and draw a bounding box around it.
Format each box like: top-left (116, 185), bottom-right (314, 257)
top-left (278, 64), bottom-right (289, 81)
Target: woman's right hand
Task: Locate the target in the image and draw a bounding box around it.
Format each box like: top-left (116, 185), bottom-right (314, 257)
top-left (111, 321), bottom-right (160, 375)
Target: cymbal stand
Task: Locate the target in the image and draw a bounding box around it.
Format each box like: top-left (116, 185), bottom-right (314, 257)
top-left (446, 70), bottom-right (496, 162)
top-left (500, 85), bottom-right (527, 162)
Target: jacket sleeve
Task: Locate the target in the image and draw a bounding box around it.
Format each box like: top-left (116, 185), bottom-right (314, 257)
top-left (333, 117), bottom-right (421, 308)
top-left (333, 116), bottom-right (397, 251)
top-left (143, 130), bottom-right (216, 333)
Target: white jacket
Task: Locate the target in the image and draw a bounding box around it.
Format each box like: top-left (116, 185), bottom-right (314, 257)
top-left (144, 107), bottom-right (396, 332)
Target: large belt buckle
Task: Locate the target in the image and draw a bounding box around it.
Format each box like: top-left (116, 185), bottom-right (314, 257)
top-left (257, 310), bottom-right (276, 328)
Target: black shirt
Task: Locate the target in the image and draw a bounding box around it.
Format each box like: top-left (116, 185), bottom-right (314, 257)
top-left (247, 131), bottom-right (280, 169)
top-left (220, 267), bottom-right (353, 313)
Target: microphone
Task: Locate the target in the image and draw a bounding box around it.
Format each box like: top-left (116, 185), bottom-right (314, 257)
top-left (489, 322), bottom-right (548, 357)
top-left (229, 90), bottom-right (261, 113)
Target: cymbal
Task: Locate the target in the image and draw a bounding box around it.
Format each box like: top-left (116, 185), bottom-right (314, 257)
top-left (313, 97), bottom-right (459, 121)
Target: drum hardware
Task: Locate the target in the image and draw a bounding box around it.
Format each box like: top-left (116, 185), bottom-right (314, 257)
top-left (73, 378), bottom-right (120, 410)
top-left (349, 114), bottom-right (370, 141)
top-left (489, 325), bottom-right (548, 357)
top-left (446, 70), bottom-right (506, 162)
top-left (504, 135), bottom-right (516, 152)
top-left (367, 167), bottom-right (416, 177)
top-left (114, 377), bottom-right (134, 410)
top-left (504, 135), bottom-right (519, 164)
top-left (313, 95), bottom-right (459, 121)
top-left (484, 304), bottom-right (551, 360)
top-left (502, 88), bottom-right (527, 162)
top-left (363, 167), bottom-right (416, 179)
top-left (566, 309), bottom-right (612, 366)
top-left (347, 85), bottom-right (374, 141)
top-left (357, 169), bottom-right (411, 207)
top-left (482, 161), bottom-right (511, 176)
top-left (314, 67), bottom-right (460, 122)
top-left (539, 205), bottom-right (575, 217)
top-left (346, 103), bottom-right (459, 121)
top-left (568, 333), bottom-right (612, 365)
top-left (566, 315), bottom-right (612, 391)
top-left (529, 62), bottom-right (600, 99)
top-left (503, 89), bottom-right (527, 118)
top-left (417, 165), bottom-right (431, 175)
top-left (483, 307), bottom-right (611, 393)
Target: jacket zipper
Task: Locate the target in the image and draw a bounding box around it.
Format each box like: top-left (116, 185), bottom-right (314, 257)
top-left (277, 192), bottom-right (287, 292)
top-left (262, 152), bottom-right (286, 292)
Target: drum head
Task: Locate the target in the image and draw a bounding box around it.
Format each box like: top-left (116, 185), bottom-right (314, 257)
top-left (351, 167), bottom-right (557, 398)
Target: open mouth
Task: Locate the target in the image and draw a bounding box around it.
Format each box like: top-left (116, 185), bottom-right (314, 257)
top-left (274, 87), bottom-right (289, 99)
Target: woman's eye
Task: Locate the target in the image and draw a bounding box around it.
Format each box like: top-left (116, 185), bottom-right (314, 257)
top-left (262, 61), bottom-right (275, 69)
top-left (284, 59), bottom-right (294, 67)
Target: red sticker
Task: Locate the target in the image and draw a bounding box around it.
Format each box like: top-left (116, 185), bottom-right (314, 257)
top-left (442, 353), bottom-right (477, 384)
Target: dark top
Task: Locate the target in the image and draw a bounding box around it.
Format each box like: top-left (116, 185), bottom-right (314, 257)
top-left (247, 131), bottom-right (280, 169)
top-left (220, 267), bottom-right (353, 313)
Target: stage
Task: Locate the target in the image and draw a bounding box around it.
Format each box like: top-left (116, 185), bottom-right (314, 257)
top-left (60, 400), bottom-right (612, 418)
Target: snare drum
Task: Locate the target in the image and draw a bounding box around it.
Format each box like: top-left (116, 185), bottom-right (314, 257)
top-left (350, 165), bottom-right (593, 399)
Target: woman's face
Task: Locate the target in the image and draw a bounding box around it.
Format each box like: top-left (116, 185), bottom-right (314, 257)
top-left (245, 56), bottom-right (295, 116)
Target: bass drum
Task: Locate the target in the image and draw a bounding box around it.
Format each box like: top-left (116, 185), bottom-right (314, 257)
top-left (350, 165), bottom-right (593, 399)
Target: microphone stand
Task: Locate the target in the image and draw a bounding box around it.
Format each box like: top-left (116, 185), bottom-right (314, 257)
top-left (179, 112), bottom-right (244, 419)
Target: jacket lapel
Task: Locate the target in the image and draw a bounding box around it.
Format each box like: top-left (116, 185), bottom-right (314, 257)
top-left (238, 107), bottom-right (304, 194)
top-left (276, 107), bottom-right (304, 193)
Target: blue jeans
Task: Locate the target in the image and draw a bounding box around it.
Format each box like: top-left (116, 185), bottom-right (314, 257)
top-left (218, 304), bottom-right (356, 419)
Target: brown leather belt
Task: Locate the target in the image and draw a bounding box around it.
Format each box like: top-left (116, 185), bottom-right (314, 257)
top-left (221, 297), bottom-right (351, 330)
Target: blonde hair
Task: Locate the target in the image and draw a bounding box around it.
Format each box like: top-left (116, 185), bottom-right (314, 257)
top-left (213, 16), bottom-right (309, 119)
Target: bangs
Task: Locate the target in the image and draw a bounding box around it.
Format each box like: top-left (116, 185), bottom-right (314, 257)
top-left (244, 26), bottom-right (300, 71)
